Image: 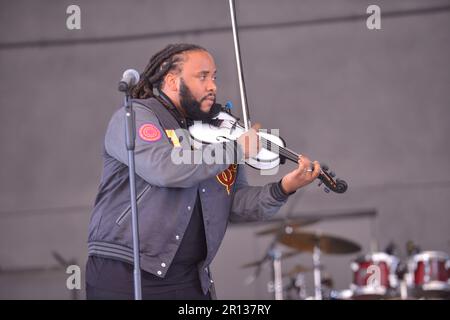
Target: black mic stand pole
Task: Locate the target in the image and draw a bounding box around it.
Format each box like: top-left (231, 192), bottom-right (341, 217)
top-left (120, 83), bottom-right (142, 300)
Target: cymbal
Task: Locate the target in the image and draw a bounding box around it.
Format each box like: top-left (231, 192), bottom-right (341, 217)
top-left (278, 231), bottom-right (361, 254)
top-left (282, 264), bottom-right (313, 277)
top-left (255, 218), bottom-right (320, 236)
top-left (241, 251), bottom-right (300, 269)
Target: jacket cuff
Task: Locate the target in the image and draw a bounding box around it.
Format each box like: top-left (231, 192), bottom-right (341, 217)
top-left (271, 180), bottom-right (295, 201)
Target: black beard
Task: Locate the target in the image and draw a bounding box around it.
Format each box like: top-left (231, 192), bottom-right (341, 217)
top-left (179, 79), bottom-right (220, 122)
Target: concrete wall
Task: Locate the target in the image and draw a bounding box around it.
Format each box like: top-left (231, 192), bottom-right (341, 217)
top-left (0, 0), bottom-right (449, 299)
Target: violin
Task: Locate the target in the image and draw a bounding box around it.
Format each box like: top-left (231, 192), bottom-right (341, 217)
top-left (188, 0), bottom-right (348, 194)
top-left (189, 107), bottom-right (348, 194)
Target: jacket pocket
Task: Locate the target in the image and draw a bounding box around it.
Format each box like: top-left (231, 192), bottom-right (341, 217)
top-left (115, 185), bottom-right (152, 225)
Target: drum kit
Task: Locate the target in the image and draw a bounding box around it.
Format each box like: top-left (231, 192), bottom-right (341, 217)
top-left (241, 217), bottom-right (450, 300)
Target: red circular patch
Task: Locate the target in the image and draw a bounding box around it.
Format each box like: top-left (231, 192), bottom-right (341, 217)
top-left (139, 124), bottom-right (161, 142)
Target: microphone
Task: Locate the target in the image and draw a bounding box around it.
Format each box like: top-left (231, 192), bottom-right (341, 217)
top-left (118, 69), bottom-right (140, 92)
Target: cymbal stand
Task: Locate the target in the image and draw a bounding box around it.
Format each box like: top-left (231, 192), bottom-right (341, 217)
top-left (263, 232), bottom-right (285, 300)
top-left (269, 248), bottom-right (283, 300)
top-left (313, 242), bottom-right (323, 300)
top-left (294, 273), bottom-right (307, 300)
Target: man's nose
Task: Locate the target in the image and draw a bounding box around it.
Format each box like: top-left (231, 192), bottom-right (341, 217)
top-left (206, 78), bottom-right (217, 93)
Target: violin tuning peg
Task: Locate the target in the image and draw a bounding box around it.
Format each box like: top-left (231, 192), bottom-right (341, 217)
top-left (225, 101), bottom-right (233, 110)
top-left (324, 187), bottom-right (330, 193)
top-left (321, 163), bottom-right (329, 171)
top-left (329, 171), bottom-right (336, 178)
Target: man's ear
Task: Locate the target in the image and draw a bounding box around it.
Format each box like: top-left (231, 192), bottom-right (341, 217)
top-left (164, 72), bottom-right (180, 92)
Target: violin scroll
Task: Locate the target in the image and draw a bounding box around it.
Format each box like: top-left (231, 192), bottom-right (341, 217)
top-left (318, 164), bottom-right (348, 194)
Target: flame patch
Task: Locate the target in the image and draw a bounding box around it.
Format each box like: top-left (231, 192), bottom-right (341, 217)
top-left (216, 164), bottom-right (238, 195)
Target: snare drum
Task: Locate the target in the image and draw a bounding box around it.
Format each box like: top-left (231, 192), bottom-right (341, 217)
top-left (350, 252), bottom-right (399, 298)
top-left (406, 251), bottom-right (450, 297)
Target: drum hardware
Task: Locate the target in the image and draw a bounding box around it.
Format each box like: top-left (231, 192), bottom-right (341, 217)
top-left (395, 261), bottom-right (409, 300)
top-left (313, 241), bottom-right (323, 300)
top-left (255, 218), bottom-right (320, 236)
top-left (245, 211), bottom-right (449, 300)
top-left (319, 271), bottom-right (336, 300)
top-left (282, 264), bottom-right (314, 277)
top-left (284, 271), bottom-right (308, 300)
top-left (350, 252), bottom-right (400, 299)
top-left (277, 231), bottom-right (362, 254)
top-left (278, 230), bottom-right (361, 299)
top-left (241, 251), bottom-right (301, 269)
top-left (271, 248), bottom-right (284, 300)
top-left (242, 229), bottom-right (296, 300)
top-left (346, 248), bottom-right (450, 300)
top-left (406, 250), bottom-right (450, 299)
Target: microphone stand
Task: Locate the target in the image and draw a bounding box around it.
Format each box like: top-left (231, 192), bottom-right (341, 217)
top-left (120, 85), bottom-right (142, 300)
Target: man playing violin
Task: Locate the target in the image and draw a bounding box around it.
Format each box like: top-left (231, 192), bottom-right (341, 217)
top-left (86, 43), bottom-right (320, 300)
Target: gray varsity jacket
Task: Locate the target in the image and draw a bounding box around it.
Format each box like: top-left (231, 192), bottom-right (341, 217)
top-left (87, 97), bottom-right (290, 295)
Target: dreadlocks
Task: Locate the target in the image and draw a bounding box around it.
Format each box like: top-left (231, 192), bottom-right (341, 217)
top-left (131, 43), bottom-right (206, 99)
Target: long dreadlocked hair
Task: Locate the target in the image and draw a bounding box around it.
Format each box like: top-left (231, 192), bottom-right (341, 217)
top-left (131, 43), bottom-right (207, 99)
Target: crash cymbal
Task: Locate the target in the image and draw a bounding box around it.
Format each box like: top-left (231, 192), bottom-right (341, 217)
top-left (282, 264), bottom-right (313, 277)
top-left (241, 251), bottom-right (301, 269)
top-left (255, 218), bottom-right (320, 236)
top-left (278, 231), bottom-right (361, 254)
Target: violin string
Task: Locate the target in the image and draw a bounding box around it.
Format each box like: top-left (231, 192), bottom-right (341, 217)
top-left (261, 139), bottom-right (326, 178)
top-left (260, 138), bottom-right (297, 161)
top-left (219, 122), bottom-right (299, 158)
top-left (221, 123), bottom-right (301, 160)
top-left (218, 122), bottom-right (328, 180)
top-left (219, 121), bottom-right (324, 170)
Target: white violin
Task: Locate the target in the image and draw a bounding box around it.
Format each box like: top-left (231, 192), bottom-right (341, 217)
top-left (189, 109), bottom-right (284, 170)
top-left (188, 107), bottom-right (348, 194)
top-left (188, 0), bottom-right (348, 194)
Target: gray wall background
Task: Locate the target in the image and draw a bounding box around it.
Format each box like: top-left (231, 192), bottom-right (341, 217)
top-left (0, 0), bottom-right (449, 299)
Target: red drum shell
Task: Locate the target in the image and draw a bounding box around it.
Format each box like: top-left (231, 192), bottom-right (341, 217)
top-left (351, 252), bottom-right (399, 297)
top-left (407, 251), bottom-right (450, 291)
